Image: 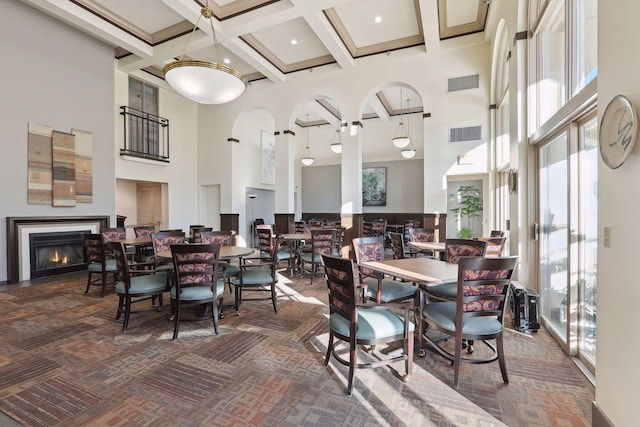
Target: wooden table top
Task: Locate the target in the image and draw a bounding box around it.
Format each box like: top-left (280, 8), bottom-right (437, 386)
top-left (361, 257), bottom-right (457, 285)
top-left (156, 246), bottom-right (254, 260)
top-left (280, 233), bottom-right (311, 241)
top-left (110, 236), bottom-right (152, 245)
top-left (408, 241), bottom-right (446, 252)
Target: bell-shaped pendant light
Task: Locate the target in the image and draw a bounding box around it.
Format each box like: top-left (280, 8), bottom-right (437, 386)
top-left (301, 114), bottom-right (315, 166)
top-left (400, 98), bottom-right (417, 158)
top-left (330, 120), bottom-right (343, 154)
top-left (392, 88), bottom-right (411, 148)
top-left (163, 1), bottom-right (247, 104)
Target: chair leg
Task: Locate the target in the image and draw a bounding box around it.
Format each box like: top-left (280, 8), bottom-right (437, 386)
top-left (271, 283), bottom-right (278, 313)
top-left (347, 338), bottom-right (357, 396)
top-left (172, 300), bottom-right (181, 339)
top-left (405, 324), bottom-right (414, 380)
top-left (211, 301), bottom-right (220, 335)
top-left (234, 285), bottom-right (241, 315)
top-left (497, 334), bottom-right (509, 384)
top-left (324, 332), bottom-right (334, 367)
top-left (85, 272), bottom-right (91, 294)
top-left (115, 295), bottom-right (124, 320)
top-left (100, 271), bottom-right (107, 297)
top-left (122, 297), bottom-right (131, 332)
top-left (453, 332), bottom-right (463, 389)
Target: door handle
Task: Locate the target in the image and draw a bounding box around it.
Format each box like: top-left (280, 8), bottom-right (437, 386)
top-left (534, 223), bottom-right (540, 241)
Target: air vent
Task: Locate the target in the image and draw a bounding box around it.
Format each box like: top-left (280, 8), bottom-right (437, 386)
top-left (447, 74), bottom-right (480, 92)
top-left (449, 126), bottom-right (482, 143)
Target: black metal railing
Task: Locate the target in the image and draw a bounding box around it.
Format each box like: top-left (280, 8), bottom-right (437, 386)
top-left (120, 106), bottom-right (169, 162)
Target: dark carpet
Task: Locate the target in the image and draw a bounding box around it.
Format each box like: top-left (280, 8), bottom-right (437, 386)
top-left (0, 269), bottom-right (593, 426)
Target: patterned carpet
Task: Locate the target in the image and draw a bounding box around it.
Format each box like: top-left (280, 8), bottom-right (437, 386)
top-left (0, 269), bottom-right (593, 426)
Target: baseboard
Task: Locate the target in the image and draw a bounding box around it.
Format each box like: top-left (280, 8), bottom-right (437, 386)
top-left (592, 401), bottom-right (614, 427)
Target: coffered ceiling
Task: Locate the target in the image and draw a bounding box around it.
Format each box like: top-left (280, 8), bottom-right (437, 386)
top-left (21, 0), bottom-right (491, 125)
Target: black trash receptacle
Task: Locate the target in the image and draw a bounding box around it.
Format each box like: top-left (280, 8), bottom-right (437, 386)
top-left (116, 215), bottom-right (126, 228)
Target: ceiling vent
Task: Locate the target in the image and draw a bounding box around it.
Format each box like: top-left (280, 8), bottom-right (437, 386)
top-left (449, 126), bottom-right (482, 143)
top-left (447, 74), bottom-right (480, 92)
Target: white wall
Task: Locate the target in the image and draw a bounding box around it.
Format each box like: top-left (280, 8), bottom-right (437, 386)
top-left (0, 1), bottom-right (115, 282)
top-left (596, 1), bottom-right (640, 425)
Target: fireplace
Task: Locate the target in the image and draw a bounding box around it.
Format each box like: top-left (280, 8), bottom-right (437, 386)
top-left (6, 216), bottom-right (110, 283)
top-left (29, 230), bottom-right (89, 279)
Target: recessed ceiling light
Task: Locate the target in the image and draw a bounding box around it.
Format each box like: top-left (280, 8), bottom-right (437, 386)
top-left (223, 58), bottom-right (230, 64)
top-left (290, 39), bottom-right (298, 45)
top-left (374, 15), bottom-right (382, 23)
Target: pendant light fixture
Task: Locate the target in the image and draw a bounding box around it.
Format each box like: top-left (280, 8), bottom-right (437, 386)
top-left (392, 87), bottom-right (411, 148)
top-left (301, 114), bottom-right (315, 166)
top-left (400, 98), bottom-right (417, 158)
top-left (330, 116), bottom-right (343, 154)
top-left (162, 1), bottom-right (247, 104)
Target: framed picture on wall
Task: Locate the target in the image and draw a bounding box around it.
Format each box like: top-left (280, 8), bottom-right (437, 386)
top-left (261, 130), bottom-right (276, 185)
top-left (362, 167), bottom-right (386, 206)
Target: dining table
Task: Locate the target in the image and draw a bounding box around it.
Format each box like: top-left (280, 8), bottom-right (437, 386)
top-left (108, 236), bottom-right (153, 262)
top-left (156, 245), bottom-right (254, 261)
top-left (360, 257), bottom-right (457, 286)
top-left (279, 233), bottom-right (311, 275)
top-left (408, 241), bottom-right (446, 259)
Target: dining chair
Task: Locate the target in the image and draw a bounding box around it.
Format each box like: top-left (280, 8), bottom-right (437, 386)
top-left (108, 241), bottom-right (168, 332)
top-left (407, 227), bottom-right (435, 257)
top-left (416, 256), bottom-right (518, 388)
top-left (133, 224), bottom-right (156, 260)
top-left (476, 236), bottom-right (507, 257)
top-left (361, 221), bottom-right (373, 237)
top-left (170, 242), bottom-right (225, 339)
top-left (233, 237), bottom-right (280, 315)
top-left (188, 224), bottom-right (205, 236)
top-left (151, 231), bottom-right (186, 286)
top-left (352, 236), bottom-right (417, 303)
top-left (490, 230), bottom-right (505, 237)
top-left (301, 228), bottom-right (336, 284)
top-left (100, 227), bottom-right (126, 241)
top-left (388, 232), bottom-right (409, 260)
top-left (83, 233), bottom-right (119, 297)
top-left (200, 230), bottom-right (241, 291)
top-left (321, 254), bottom-right (413, 396)
top-left (191, 227), bottom-right (213, 243)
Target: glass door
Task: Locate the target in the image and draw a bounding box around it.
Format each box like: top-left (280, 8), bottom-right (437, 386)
top-left (538, 132), bottom-right (570, 345)
top-left (537, 114), bottom-right (598, 371)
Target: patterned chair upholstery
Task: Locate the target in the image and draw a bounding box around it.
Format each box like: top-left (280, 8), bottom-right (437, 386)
top-left (201, 230), bottom-right (241, 290)
top-left (388, 232), bottom-right (408, 260)
top-left (476, 237), bottom-right (507, 257)
top-left (321, 254), bottom-right (413, 396)
top-left (416, 256), bottom-right (518, 388)
top-left (101, 227), bottom-right (126, 241)
top-left (407, 228), bottom-right (435, 257)
top-left (352, 236), bottom-right (417, 303)
top-left (108, 241), bottom-right (168, 332)
top-left (151, 231), bottom-right (186, 278)
top-left (170, 243), bottom-right (225, 339)
top-left (191, 227), bottom-right (213, 243)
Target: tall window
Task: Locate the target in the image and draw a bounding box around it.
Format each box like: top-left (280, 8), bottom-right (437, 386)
top-left (128, 78), bottom-right (159, 156)
top-left (529, 0), bottom-right (597, 374)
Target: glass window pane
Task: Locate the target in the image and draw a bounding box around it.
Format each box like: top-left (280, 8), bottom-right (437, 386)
top-left (575, 0), bottom-right (598, 92)
top-left (579, 117), bottom-right (598, 364)
top-left (539, 132), bottom-right (569, 343)
top-left (539, 0), bottom-right (566, 125)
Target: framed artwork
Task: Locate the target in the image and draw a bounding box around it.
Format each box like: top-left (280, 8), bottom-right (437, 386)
top-left (362, 167), bottom-right (386, 206)
top-left (261, 130), bottom-right (276, 185)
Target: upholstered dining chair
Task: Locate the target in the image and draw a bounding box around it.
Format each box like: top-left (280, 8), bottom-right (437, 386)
top-left (407, 227), bottom-right (435, 257)
top-left (490, 230), bottom-right (505, 237)
top-left (301, 228), bottom-right (336, 284)
top-left (321, 254), bottom-right (413, 396)
top-left (108, 241), bottom-right (168, 332)
top-left (416, 256), bottom-right (518, 388)
top-left (233, 237), bottom-right (281, 315)
top-left (388, 232), bottom-right (409, 260)
top-left (170, 243), bottom-right (225, 339)
top-left (200, 230), bottom-right (241, 291)
top-left (191, 227), bottom-right (213, 243)
top-left (83, 233), bottom-right (119, 297)
top-left (101, 227), bottom-right (126, 241)
top-left (476, 237), bottom-right (507, 257)
top-left (352, 236), bottom-right (417, 304)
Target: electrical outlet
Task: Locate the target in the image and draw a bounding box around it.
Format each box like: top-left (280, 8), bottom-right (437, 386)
top-left (603, 227), bottom-right (611, 248)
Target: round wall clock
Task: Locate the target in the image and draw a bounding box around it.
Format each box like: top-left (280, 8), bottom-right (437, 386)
top-left (599, 95), bottom-right (638, 169)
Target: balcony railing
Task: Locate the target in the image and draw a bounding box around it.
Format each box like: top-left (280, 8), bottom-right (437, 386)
top-left (120, 106), bottom-right (169, 162)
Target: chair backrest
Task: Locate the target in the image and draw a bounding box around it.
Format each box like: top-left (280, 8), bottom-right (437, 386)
top-left (200, 230), bottom-right (234, 246)
top-left (83, 233), bottom-right (107, 267)
top-left (490, 230), bottom-right (505, 237)
top-left (256, 225), bottom-right (274, 253)
top-left (477, 237), bottom-right (507, 257)
top-left (404, 219), bottom-right (420, 229)
top-left (151, 231), bottom-right (186, 254)
top-left (321, 255), bottom-right (359, 321)
top-left (294, 221), bottom-right (305, 233)
top-left (191, 227), bottom-right (213, 243)
top-left (445, 238), bottom-right (487, 264)
top-left (188, 224), bottom-right (205, 236)
top-left (311, 228), bottom-right (336, 256)
top-left (352, 236), bottom-right (385, 278)
top-left (171, 243), bottom-right (221, 296)
top-left (362, 221), bottom-right (374, 237)
top-left (388, 232), bottom-right (406, 259)
top-left (371, 219), bottom-right (387, 235)
top-left (333, 226), bottom-right (346, 254)
top-left (456, 256), bottom-right (518, 323)
top-left (134, 224), bottom-right (155, 237)
top-left (101, 227), bottom-right (126, 241)
top-left (408, 228), bottom-right (434, 243)
top-left (107, 241), bottom-right (132, 292)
